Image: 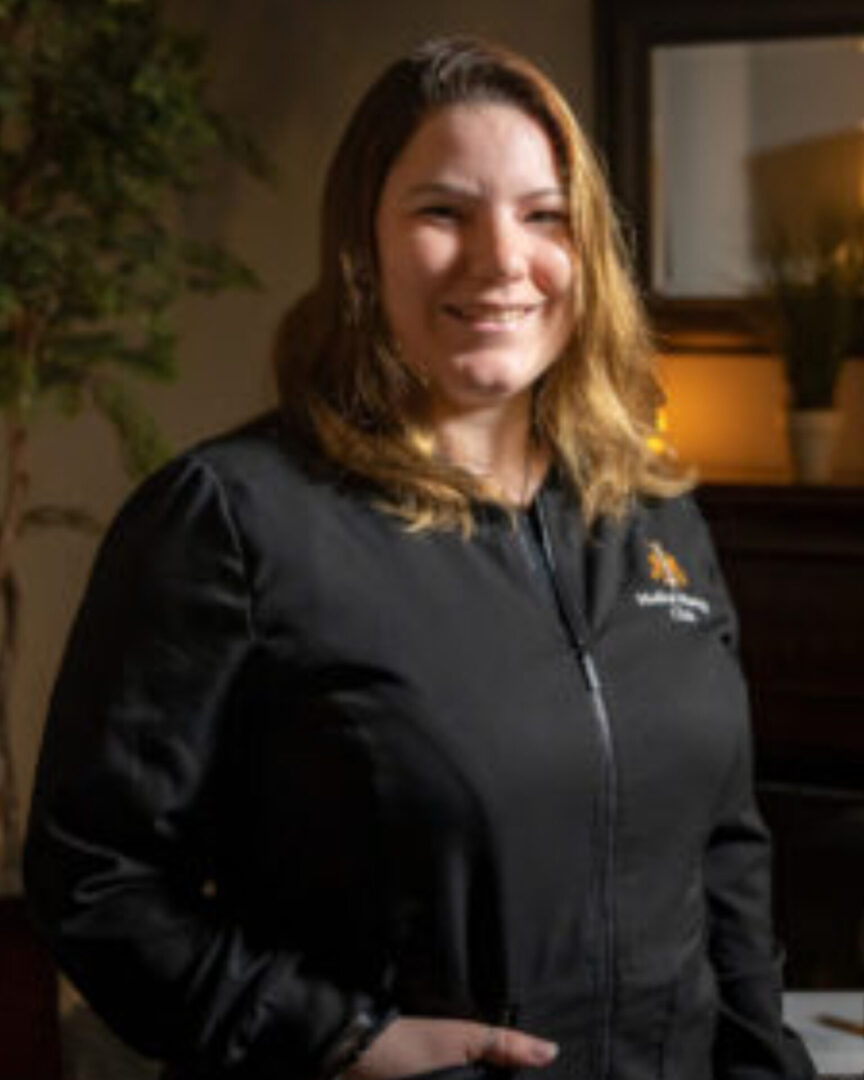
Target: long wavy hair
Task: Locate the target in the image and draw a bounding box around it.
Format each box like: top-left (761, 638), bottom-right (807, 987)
top-left (274, 36), bottom-right (691, 531)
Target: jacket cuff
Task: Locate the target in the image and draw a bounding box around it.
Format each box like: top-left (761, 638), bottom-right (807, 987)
top-left (318, 1003), bottom-right (400, 1079)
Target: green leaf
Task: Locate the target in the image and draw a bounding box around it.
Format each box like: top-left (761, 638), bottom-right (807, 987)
top-left (49, 379), bottom-right (84, 416)
top-left (20, 504), bottom-right (102, 535)
top-left (181, 239), bottom-right (262, 294)
top-left (88, 373), bottom-right (170, 478)
top-left (761, 211), bottom-right (864, 407)
top-left (209, 111), bottom-right (278, 185)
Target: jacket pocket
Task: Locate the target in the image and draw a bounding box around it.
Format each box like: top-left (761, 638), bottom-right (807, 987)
top-left (395, 1065), bottom-right (490, 1080)
top-left (660, 955), bottom-right (717, 1080)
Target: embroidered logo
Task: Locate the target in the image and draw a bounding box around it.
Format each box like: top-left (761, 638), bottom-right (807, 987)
top-left (635, 540), bottom-right (710, 624)
top-left (647, 542), bottom-right (688, 588)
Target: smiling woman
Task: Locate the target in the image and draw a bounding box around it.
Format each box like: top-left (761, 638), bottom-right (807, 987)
top-left (274, 36), bottom-right (690, 531)
top-left (25, 35), bottom-right (815, 1080)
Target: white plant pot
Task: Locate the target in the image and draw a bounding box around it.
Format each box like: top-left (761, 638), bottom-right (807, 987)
top-left (787, 408), bottom-right (842, 484)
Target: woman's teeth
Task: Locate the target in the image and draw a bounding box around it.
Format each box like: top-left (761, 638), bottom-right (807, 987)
top-left (446, 305), bottom-right (534, 325)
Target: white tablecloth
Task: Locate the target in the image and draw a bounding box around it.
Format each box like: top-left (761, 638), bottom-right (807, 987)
top-left (784, 991), bottom-right (864, 1077)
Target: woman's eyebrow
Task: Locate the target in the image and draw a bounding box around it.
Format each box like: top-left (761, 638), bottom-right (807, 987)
top-left (521, 187), bottom-right (567, 200)
top-left (403, 181), bottom-right (475, 200)
top-left (402, 182), bottom-right (566, 201)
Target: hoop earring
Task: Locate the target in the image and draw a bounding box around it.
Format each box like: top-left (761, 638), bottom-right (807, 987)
top-left (340, 251), bottom-right (372, 331)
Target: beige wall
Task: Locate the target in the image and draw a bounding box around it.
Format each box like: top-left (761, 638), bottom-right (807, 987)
top-left (12, 1), bottom-right (864, 830)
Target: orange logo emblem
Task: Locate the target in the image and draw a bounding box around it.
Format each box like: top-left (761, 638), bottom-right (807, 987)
top-left (647, 541), bottom-right (689, 588)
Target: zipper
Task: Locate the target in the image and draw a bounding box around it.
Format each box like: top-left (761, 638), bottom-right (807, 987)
top-left (533, 494), bottom-right (617, 1080)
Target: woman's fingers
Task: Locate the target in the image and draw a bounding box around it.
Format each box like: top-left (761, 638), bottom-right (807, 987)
top-left (474, 1025), bottom-right (559, 1068)
top-left (347, 1016), bottom-right (558, 1080)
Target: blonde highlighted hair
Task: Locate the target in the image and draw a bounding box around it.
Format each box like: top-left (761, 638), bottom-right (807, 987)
top-left (274, 36), bottom-right (691, 531)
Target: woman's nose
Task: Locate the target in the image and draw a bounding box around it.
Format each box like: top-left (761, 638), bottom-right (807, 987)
top-left (466, 211), bottom-right (526, 281)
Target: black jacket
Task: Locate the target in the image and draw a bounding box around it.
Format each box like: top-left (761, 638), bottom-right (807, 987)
top-left (25, 414), bottom-right (813, 1080)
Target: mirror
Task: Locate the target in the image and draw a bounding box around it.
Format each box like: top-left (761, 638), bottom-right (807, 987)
top-left (597, 0), bottom-right (864, 351)
top-left (652, 37), bottom-right (864, 299)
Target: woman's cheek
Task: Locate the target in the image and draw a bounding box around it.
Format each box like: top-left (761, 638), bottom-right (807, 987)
top-left (413, 230), bottom-right (462, 281)
top-left (543, 242), bottom-right (577, 292)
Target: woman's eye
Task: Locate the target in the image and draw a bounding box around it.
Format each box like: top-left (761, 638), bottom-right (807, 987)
top-left (527, 208), bottom-right (570, 226)
top-left (417, 204), bottom-right (461, 221)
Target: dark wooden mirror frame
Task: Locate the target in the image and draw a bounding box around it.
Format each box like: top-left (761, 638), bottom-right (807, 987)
top-left (595, 0), bottom-right (864, 354)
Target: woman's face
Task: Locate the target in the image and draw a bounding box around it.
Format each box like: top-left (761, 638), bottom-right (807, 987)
top-left (375, 103), bottom-right (577, 420)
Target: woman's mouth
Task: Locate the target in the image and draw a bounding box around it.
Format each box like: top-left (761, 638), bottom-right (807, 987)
top-left (443, 303), bottom-right (539, 329)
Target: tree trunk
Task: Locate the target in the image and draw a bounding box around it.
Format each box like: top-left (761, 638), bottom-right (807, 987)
top-left (0, 419), bottom-right (29, 893)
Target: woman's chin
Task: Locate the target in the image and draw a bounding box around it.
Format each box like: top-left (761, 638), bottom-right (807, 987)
top-left (427, 385), bottom-right (533, 422)
top-left (439, 359), bottom-right (537, 410)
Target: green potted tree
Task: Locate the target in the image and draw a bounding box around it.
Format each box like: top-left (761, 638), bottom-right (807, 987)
top-left (763, 215), bottom-right (864, 483)
top-left (0, 0), bottom-right (269, 900)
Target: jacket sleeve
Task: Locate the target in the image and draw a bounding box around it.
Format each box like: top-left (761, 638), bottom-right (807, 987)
top-left (705, 729), bottom-right (815, 1080)
top-left (24, 454), bottom-right (394, 1079)
top-left (692, 503), bottom-right (815, 1080)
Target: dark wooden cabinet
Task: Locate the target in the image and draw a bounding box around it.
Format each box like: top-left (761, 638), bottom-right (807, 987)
top-left (697, 483), bottom-right (864, 787)
top-left (698, 483), bottom-right (864, 988)
top-left (0, 896), bottom-right (63, 1079)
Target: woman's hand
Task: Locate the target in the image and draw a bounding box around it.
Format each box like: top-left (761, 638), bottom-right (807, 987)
top-left (345, 1017), bottom-right (559, 1080)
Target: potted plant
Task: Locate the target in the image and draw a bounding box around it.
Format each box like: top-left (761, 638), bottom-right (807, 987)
top-left (762, 214), bottom-right (864, 483)
top-left (0, 0), bottom-right (270, 900)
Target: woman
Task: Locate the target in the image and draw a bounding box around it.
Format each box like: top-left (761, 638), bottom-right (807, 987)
top-left (25, 37), bottom-right (813, 1080)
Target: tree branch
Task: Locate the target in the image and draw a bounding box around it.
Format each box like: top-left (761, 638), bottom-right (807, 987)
top-left (0, 417), bottom-right (29, 582)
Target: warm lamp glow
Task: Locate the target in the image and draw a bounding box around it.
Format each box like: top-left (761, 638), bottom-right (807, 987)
top-left (647, 406), bottom-right (670, 454)
top-left (657, 354), bottom-right (794, 481)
